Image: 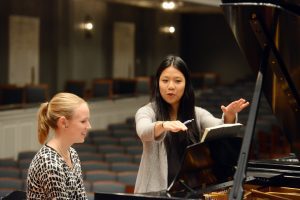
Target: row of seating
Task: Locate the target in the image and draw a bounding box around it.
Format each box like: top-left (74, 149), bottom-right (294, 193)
top-left (0, 77), bottom-right (290, 199)
top-left (79, 119), bottom-right (140, 196)
top-left (0, 84), bottom-right (48, 106)
top-left (0, 173), bottom-right (136, 199)
top-left (77, 118), bottom-right (140, 197)
top-left (0, 154), bottom-right (141, 173)
top-left (0, 76), bottom-right (152, 108)
top-left (66, 77), bottom-right (152, 100)
top-left (195, 78), bottom-right (290, 159)
top-left (0, 71), bottom-right (222, 108)
top-left (0, 116), bottom-right (140, 199)
top-left (66, 72), bottom-right (221, 99)
top-left (0, 170), bottom-right (137, 189)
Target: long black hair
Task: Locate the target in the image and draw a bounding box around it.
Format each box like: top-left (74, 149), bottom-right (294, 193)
top-left (151, 55), bottom-right (200, 142)
top-left (151, 55), bottom-right (200, 185)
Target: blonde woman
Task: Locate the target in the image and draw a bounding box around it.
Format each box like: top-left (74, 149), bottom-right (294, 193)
top-left (27, 92), bottom-right (91, 200)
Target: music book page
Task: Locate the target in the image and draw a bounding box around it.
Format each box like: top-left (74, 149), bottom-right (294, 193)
top-left (200, 123), bottom-right (243, 143)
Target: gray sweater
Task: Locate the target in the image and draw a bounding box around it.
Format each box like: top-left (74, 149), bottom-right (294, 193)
top-left (134, 103), bottom-right (227, 194)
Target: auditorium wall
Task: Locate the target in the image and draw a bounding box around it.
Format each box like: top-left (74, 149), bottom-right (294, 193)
top-left (181, 13), bottom-right (252, 83)
top-left (0, 0), bottom-right (251, 96)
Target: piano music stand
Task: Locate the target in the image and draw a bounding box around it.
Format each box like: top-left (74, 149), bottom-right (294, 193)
top-left (167, 137), bottom-right (242, 197)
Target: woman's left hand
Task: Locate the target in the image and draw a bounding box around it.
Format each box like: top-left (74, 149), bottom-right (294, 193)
top-left (221, 98), bottom-right (249, 123)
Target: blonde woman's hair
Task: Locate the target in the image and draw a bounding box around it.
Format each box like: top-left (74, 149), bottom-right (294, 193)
top-left (37, 92), bottom-right (86, 144)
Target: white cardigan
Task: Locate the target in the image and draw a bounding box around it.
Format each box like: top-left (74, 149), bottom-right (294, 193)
top-left (134, 103), bottom-right (227, 194)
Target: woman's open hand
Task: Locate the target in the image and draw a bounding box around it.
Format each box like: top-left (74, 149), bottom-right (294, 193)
top-left (221, 98), bottom-right (249, 123)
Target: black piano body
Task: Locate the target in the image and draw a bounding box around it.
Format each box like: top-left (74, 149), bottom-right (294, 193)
top-left (95, 0), bottom-right (300, 199)
top-left (221, 0), bottom-right (300, 199)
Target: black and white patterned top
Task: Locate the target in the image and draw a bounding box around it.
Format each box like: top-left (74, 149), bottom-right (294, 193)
top-left (26, 145), bottom-right (88, 200)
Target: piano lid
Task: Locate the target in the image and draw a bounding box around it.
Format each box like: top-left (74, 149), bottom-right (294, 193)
top-left (220, 1), bottom-right (300, 158)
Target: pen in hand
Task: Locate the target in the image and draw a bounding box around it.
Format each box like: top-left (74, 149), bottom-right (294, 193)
top-left (183, 119), bottom-right (194, 125)
top-left (183, 119), bottom-right (197, 143)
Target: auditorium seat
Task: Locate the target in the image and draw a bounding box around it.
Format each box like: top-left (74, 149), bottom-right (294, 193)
top-left (112, 78), bottom-right (136, 97)
top-left (0, 85), bottom-right (24, 106)
top-left (92, 180), bottom-right (126, 193)
top-left (72, 144), bottom-right (98, 153)
top-left (126, 146), bottom-right (143, 155)
top-left (65, 80), bottom-right (86, 98)
top-left (117, 171), bottom-right (137, 186)
top-left (110, 162), bottom-right (139, 172)
top-left (81, 161), bottom-right (110, 171)
top-left (24, 84), bottom-right (48, 104)
top-left (92, 136), bottom-right (119, 146)
top-left (104, 153), bottom-right (133, 163)
top-left (0, 159), bottom-right (18, 168)
top-left (193, 77), bottom-right (290, 160)
top-left (0, 178), bottom-right (23, 191)
top-left (135, 76), bottom-right (151, 95)
top-left (98, 145), bottom-right (124, 154)
top-left (119, 137), bottom-right (140, 147)
top-left (125, 117), bottom-right (135, 126)
top-left (91, 79), bottom-right (113, 99)
top-left (132, 154), bottom-right (141, 164)
top-left (0, 168), bottom-right (20, 179)
top-left (85, 170), bottom-right (117, 182)
top-left (17, 151), bottom-right (36, 161)
top-left (108, 123), bottom-right (135, 132)
top-left (111, 130), bottom-right (136, 138)
top-left (88, 129), bottom-right (112, 138)
top-left (78, 152), bottom-right (104, 162)
top-left (84, 136), bottom-right (94, 144)
top-left (191, 72), bottom-right (219, 90)
top-left (20, 169), bottom-right (28, 179)
top-left (18, 159), bottom-right (32, 170)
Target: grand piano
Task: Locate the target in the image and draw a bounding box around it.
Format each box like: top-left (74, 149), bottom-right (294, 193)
top-left (95, 0), bottom-right (300, 199)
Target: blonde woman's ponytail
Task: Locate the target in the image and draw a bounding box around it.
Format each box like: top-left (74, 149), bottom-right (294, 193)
top-left (37, 102), bottom-right (50, 144)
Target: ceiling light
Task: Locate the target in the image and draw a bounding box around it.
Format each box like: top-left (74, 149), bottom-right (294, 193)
top-left (161, 1), bottom-right (176, 10)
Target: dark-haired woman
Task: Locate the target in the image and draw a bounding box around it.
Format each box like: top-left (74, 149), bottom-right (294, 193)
top-left (134, 55), bottom-right (249, 193)
top-left (27, 92), bottom-right (91, 199)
